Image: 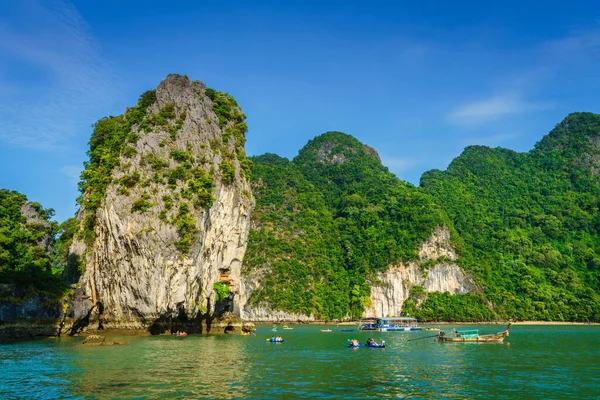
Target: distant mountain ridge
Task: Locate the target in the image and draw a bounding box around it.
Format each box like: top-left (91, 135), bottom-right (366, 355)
top-left (417, 112), bottom-right (600, 321)
top-left (242, 114), bottom-right (600, 322)
top-left (1, 79), bottom-right (599, 339)
top-left (241, 131), bottom-right (468, 320)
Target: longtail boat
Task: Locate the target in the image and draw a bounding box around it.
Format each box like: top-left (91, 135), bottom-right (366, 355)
top-left (437, 323), bottom-right (511, 343)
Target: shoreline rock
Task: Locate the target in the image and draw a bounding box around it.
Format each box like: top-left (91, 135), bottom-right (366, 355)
top-left (81, 334), bottom-right (127, 346)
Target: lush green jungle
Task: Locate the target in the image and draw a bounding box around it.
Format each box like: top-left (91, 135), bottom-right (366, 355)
top-left (245, 113), bottom-right (600, 322)
top-left (0, 189), bottom-right (64, 298)
top-left (1, 81), bottom-right (599, 323)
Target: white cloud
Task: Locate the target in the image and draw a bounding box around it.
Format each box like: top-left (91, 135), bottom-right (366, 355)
top-left (444, 29), bottom-right (600, 127)
top-left (545, 30), bottom-right (600, 54)
top-left (380, 155), bottom-right (417, 173)
top-left (61, 165), bottom-right (82, 183)
top-left (0, 0), bottom-right (117, 150)
top-left (447, 94), bottom-right (550, 125)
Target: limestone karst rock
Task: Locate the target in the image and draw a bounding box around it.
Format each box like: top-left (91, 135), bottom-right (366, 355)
top-left (65, 74), bottom-right (254, 334)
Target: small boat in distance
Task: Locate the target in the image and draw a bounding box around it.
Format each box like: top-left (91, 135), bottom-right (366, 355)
top-left (283, 325), bottom-right (294, 330)
top-left (437, 323), bottom-right (511, 343)
top-left (365, 338), bottom-right (385, 348)
top-left (321, 329), bottom-right (332, 332)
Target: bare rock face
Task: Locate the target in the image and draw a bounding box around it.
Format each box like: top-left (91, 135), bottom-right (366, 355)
top-left (0, 284), bottom-right (64, 341)
top-left (315, 140), bottom-right (355, 165)
top-left (20, 203), bottom-right (54, 253)
top-left (239, 225), bottom-right (475, 322)
top-left (66, 74), bottom-right (254, 334)
top-left (236, 258), bottom-right (317, 322)
top-left (364, 227), bottom-right (474, 317)
top-left (241, 305), bottom-right (315, 323)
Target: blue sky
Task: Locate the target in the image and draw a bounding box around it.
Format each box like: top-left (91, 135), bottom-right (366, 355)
top-left (1, 0), bottom-right (600, 222)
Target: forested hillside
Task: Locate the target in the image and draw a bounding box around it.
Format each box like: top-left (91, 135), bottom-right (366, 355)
top-left (245, 115), bottom-right (600, 322)
top-left (420, 113), bottom-right (600, 321)
top-left (0, 189), bottom-right (63, 297)
top-left (3, 111), bottom-right (600, 323)
top-left (243, 132), bottom-right (449, 319)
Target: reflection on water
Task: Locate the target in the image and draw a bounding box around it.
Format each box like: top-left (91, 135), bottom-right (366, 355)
top-left (69, 335), bottom-right (251, 398)
top-left (1, 325), bottom-right (599, 399)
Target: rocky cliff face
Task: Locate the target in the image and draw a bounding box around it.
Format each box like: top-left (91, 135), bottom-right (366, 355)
top-left (240, 226), bottom-right (475, 322)
top-left (237, 267), bottom-right (319, 322)
top-left (364, 227), bottom-right (474, 317)
top-left (0, 284), bottom-right (62, 341)
top-left (20, 202), bottom-right (54, 253)
top-left (66, 75), bottom-right (254, 334)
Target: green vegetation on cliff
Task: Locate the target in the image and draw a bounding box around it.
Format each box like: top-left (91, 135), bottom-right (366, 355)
top-left (247, 116), bottom-right (600, 322)
top-left (0, 190), bottom-right (64, 296)
top-left (75, 77), bottom-right (251, 256)
top-left (243, 154), bottom-right (350, 318)
top-left (245, 133), bottom-right (449, 319)
top-left (420, 113), bottom-right (600, 321)
top-left (78, 90), bottom-right (156, 244)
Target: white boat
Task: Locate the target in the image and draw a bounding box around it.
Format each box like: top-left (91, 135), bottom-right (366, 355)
top-left (358, 317), bottom-right (422, 332)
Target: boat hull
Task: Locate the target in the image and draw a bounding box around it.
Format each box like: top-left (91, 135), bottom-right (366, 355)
top-left (437, 324), bottom-right (511, 343)
top-left (374, 327), bottom-right (421, 332)
top-left (437, 335), bottom-right (507, 343)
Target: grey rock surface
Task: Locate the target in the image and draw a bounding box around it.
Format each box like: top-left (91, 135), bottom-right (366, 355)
top-left (67, 74), bottom-right (254, 334)
top-left (364, 227), bottom-right (474, 317)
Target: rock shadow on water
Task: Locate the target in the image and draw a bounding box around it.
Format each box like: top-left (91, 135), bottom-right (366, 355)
top-left (80, 334), bottom-right (128, 347)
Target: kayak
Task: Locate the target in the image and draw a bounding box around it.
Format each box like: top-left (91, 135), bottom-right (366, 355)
top-left (348, 344), bottom-right (362, 348)
top-left (365, 343), bottom-right (385, 348)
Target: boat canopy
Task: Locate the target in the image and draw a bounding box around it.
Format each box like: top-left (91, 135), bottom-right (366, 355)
top-left (456, 329), bottom-right (479, 334)
top-left (374, 317), bottom-right (418, 323)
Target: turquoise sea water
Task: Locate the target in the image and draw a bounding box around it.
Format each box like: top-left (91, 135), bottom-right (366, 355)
top-left (1, 324), bottom-right (599, 399)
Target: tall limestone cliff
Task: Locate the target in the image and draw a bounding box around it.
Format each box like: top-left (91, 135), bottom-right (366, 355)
top-left (65, 74), bottom-right (254, 333)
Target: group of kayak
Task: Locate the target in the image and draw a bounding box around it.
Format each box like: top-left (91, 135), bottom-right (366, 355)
top-left (349, 338), bottom-right (386, 348)
top-left (266, 336), bottom-right (385, 348)
top-left (175, 330), bottom-right (384, 349)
